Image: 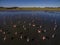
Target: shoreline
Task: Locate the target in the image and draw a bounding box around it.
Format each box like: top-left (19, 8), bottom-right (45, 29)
top-left (0, 8), bottom-right (60, 11)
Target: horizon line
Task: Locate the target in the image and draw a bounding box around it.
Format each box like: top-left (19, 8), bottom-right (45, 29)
top-left (0, 6), bottom-right (60, 8)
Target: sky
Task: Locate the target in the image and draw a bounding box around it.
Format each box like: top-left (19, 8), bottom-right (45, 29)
top-left (0, 0), bottom-right (60, 7)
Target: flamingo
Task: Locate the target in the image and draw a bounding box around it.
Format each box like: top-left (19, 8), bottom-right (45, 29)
top-left (0, 29), bottom-right (2, 32)
top-left (27, 37), bottom-right (29, 42)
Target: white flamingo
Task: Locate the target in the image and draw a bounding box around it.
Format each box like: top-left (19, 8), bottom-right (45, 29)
top-left (27, 38), bottom-right (29, 42)
top-left (23, 25), bottom-right (25, 28)
top-left (42, 36), bottom-right (46, 40)
top-left (15, 32), bottom-right (17, 35)
top-left (44, 29), bottom-right (46, 32)
top-left (38, 30), bottom-right (41, 33)
top-left (32, 24), bottom-right (35, 27)
top-left (52, 34), bottom-right (55, 38)
top-left (4, 36), bottom-right (6, 40)
top-left (13, 24), bottom-right (16, 28)
top-left (29, 23), bottom-right (31, 26)
top-left (3, 32), bottom-right (5, 34)
top-left (40, 25), bottom-right (42, 28)
top-left (20, 35), bottom-right (22, 39)
top-left (24, 27), bottom-right (26, 30)
top-left (0, 29), bottom-right (2, 32)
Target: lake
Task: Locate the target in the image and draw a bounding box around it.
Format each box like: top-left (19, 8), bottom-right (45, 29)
top-left (0, 11), bottom-right (60, 45)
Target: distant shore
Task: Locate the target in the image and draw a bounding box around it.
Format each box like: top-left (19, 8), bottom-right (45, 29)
top-left (0, 7), bottom-right (60, 11)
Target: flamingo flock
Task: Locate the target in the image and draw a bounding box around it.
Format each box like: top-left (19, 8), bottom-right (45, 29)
top-left (0, 11), bottom-right (60, 45)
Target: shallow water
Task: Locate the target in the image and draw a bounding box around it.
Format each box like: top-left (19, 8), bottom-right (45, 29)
top-left (0, 11), bottom-right (60, 45)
